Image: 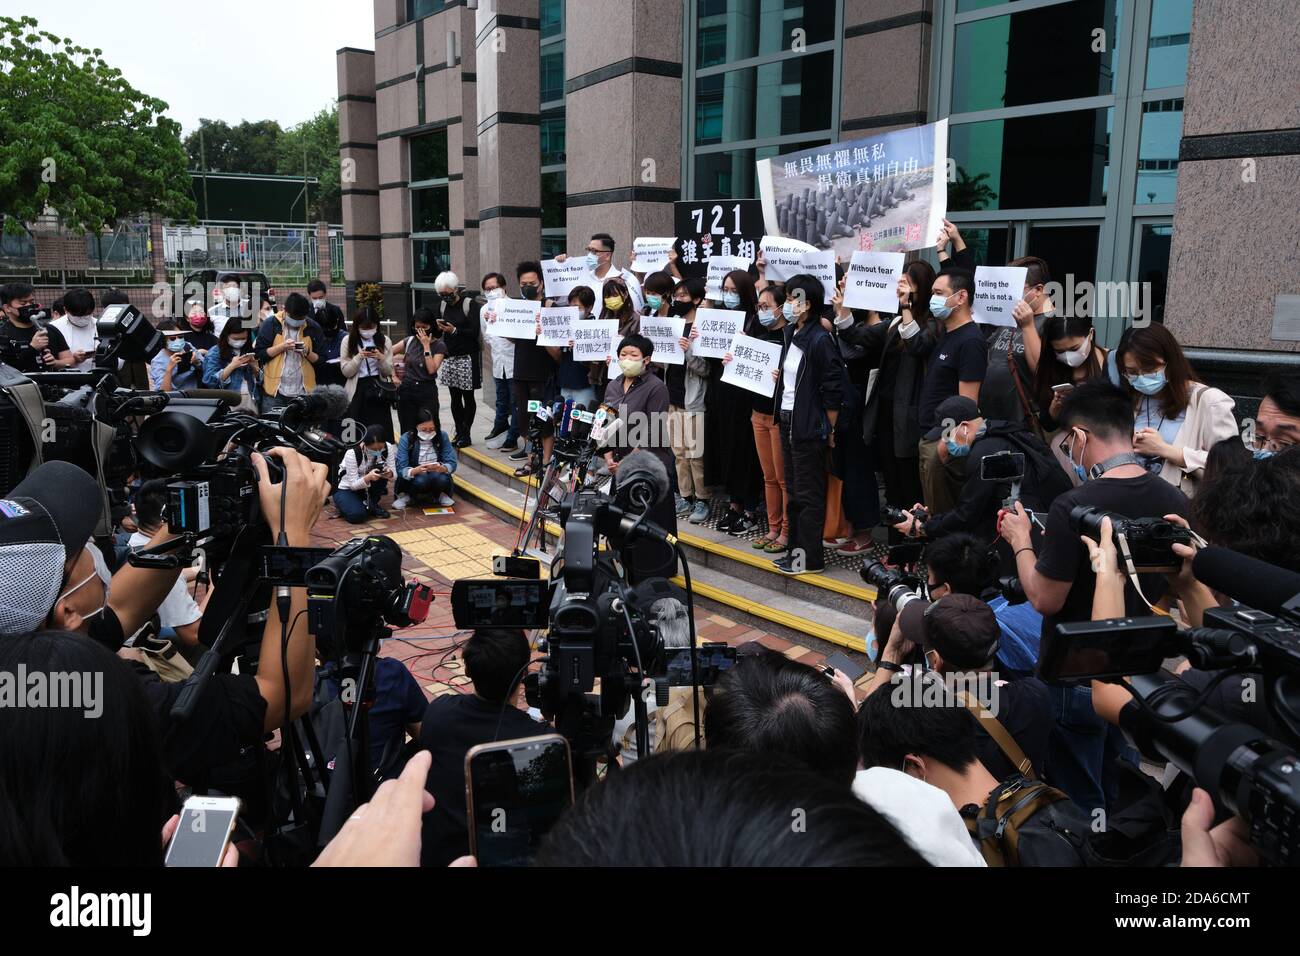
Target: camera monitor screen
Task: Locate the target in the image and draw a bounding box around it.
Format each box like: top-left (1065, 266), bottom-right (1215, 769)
top-left (1038, 617), bottom-right (1178, 681)
top-left (452, 579), bottom-right (549, 629)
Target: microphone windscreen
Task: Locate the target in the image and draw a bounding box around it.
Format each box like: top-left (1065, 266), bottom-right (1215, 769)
top-left (1192, 546), bottom-right (1300, 617)
top-left (615, 449), bottom-right (670, 509)
top-left (311, 384), bottom-right (352, 422)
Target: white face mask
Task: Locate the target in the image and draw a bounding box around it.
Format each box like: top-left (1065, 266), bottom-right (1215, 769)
top-left (68, 314), bottom-right (95, 328)
top-left (486, 288), bottom-right (506, 301)
top-left (417, 429), bottom-right (437, 442)
top-left (224, 287), bottom-right (242, 303)
top-left (312, 298), bottom-right (326, 311)
top-left (1055, 334), bottom-right (1093, 368)
top-left (228, 338), bottom-right (248, 349)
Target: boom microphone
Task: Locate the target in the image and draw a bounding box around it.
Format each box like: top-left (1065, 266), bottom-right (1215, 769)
top-left (614, 449), bottom-right (670, 514)
top-left (1192, 547), bottom-right (1300, 623)
top-left (280, 384), bottom-right (350, 427)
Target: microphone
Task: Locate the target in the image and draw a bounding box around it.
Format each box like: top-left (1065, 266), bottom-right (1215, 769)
top-left (559, 397), bottom-right (575, 438)
top-left (280, 384), bottom-right (350, 427)
top-left (1192, 547), bottom-right (1300, 622)
top-left (614, 448), bottom-right (670, 514)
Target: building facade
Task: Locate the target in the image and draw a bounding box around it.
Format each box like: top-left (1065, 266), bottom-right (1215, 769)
top-left (339, 0), bottom-right (1298, 396)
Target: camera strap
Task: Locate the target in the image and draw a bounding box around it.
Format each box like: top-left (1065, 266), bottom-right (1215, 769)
top-left (1113, 526), bottom-right (1208, 613)
top-left (957, 690), bottom-right (1036, 780)
top-left (1087, 452), bottom-right (1144, 481)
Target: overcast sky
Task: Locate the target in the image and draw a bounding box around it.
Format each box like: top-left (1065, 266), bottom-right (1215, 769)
top-left (7, 0), bottom-right (374, 133)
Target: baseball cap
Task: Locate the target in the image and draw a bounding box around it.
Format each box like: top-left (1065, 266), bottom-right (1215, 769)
top-left (923, 395), bottom-right (981, 441)
top-left (0, 461), bottom-right (103, 635)
top-left (918, 594), bottom-right (999, 669)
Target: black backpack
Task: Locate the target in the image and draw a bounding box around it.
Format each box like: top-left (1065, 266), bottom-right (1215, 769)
top-left (962, 776), bottom-right (1090, 866)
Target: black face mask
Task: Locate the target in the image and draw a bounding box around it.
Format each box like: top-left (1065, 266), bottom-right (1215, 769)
top-left (520, 284), bottom-right (540, 301)
top-left (439, 292), bottom-right (456, 303)
top-left (670, 300), bottom-right (695, 317)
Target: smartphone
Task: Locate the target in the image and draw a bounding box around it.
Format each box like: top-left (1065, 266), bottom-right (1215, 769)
top-left (164, 795), bottom-right (240, 867)
top-left (823, 650), bottom-right (868, 684)
top-left (465, 734), bottom-right (574, 867)
top-left (980, 450), bottom-right (1026, 482)
top-left (1051, 383), bottom-right (1075, 394)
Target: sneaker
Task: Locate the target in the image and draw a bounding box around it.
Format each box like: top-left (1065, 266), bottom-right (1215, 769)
top-left (497, 439), bottom-right (519, 453)
top-left (822, 536), bottom-right (849, 549)
top-left (369, 505), bottom-right (390, 519)
top-left (675, 494), bottom-right (691, 516)
top-left (392, 494), bottom-right (410, 510)
top-left (773, 555), bottom-right (800, 575)
top-left (486, 431), bottom-right (509, 449)
top-left (508, 447), bottom-right (530, 462)
top-left (835, 537), bottom-right (875, 556)
top-left (485, 425), bottom-right (507, 441)
top-left (717, 509), bottom-right (738, 533)
top-left (453, 436), bottom-right (472, 449)
top-left (689, 501), bottom-right (710, 524)
top-left (727, 513), bottom-right (754, 536)
top-left (437, 493), bottom-right (454, 507)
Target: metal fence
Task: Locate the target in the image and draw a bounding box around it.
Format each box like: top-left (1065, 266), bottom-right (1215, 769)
top-left (165, 223), bottom-right (343, 280)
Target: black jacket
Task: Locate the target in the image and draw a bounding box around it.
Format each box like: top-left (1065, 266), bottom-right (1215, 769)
top-left (774, 318), bottom-right (845, 442)
top-left (844, 315), bottom-right (927, 457)
top-left (438, 296), bottom-right (480, 359)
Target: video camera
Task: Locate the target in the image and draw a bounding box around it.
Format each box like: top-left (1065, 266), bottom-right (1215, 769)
top-left (1038, 546), bottom-right (1300, 864)
top-left (1069, 504), bottom-right (1195, 573)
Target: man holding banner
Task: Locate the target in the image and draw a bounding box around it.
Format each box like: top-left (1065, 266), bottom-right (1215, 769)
top-left (557, 233), bottom-right (645, 314)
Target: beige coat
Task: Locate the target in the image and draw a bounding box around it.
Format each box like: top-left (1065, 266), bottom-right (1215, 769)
top-left (340, 338), bottom-right (396, 401)
top-left (1156, 382), bottom-right (1239, 496)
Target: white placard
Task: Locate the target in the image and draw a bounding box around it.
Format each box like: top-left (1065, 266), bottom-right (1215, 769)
top-left (705, 255), bottom-right (753, 300)
top-left (632, 237), bottom-right (675, 274)
top-left (641, 317), bottom-right (687, 366)
top-left (572, 319), bottom-right (619, 362)
top-left (537, 306), bottom-right (578, 347)
top-left (722, 334), bottom-right (782, 398)
top-left (844, 251), bottom-right (906, 313)
top-left (691, 308), bottom-right (746, 359)
top-left (760, 235), bottom-right (817, 282)
top-left (491, 298), bottom-right (541, 339)
top-left (541, 257), bottom-right (588, 299)
top-left (973, 265), bottom-right (1028, 328)
top-left (802, 249), bottom-right (837, 303)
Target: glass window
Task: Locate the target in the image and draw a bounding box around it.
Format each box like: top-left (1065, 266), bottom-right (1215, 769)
top-left (541, 234), bottom-right (567, 259)
top-left (1136, 98), bottom-right (1182, 204)
top-left (695, 0), bottom-right (835, 66)
top-left (541, 44), bottom-right (565, 105)
top-left (953, 226), bottom-right (1013, 269)
top-left (948, 107), bottom-right (1112, 211)
top-left (695, 149), bottom-right (753, 200)
top-left (541, 111), bottom-right (567, 166)
top-left (956, 0), bottom-right (1006, 11)
top-left (411, 186), bottom-right (449, 234)
top-left (1025, 223), bottom-right (1101, 289)
top-left (1146, 0), bottom-right (1192, 88)
top-left (951, 0), bottom-right (1119, 114)
top-left (1134, 223), bottom-right (1172, 324)
top-left (406, 0), bottom-right (440, 21)
top-left (540, 0), bottom-right (564, 39)
top-left (542, 171), bottom-right (566, 230)
top-left (410, 130), bottom-right (448, 183)
top-left (413, 239), bottom-right (451, 283)
top-left (694, 51), bottom-right (835, 146)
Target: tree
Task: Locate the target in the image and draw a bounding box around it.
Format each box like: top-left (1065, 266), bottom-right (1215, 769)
top-left (185, 118), bottom-right (284, 174)
top-left (948, 166), bottom-right (998, 213)
top-left (276, 107), bottom-right (341, 222)
top-left (0, 16), bottom-right (194, 233)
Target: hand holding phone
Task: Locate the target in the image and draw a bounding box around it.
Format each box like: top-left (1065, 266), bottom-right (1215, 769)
top-left (164, 795), bottom-right (240, 867)
top-left (466, 735), bottom-right (573, 867)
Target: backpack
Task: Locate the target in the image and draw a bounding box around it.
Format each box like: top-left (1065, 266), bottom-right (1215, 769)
top-left (962, 776), bottom-right (1090, 866)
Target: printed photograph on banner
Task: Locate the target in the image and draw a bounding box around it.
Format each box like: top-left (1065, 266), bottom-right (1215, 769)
top-left (705, 255), bottom-right (753, 300)
top-left (756, 119), bottom-right (948, 257)
top-left (541, 257), bottom-right (588, 299)
top-left (493, 298), bottom-right (542, 339)
top-left (691, 308), bottom-right (745, 359)
top-left (632, 237), bottom-right (675, 274)
top-left (844, 251), bottom-right (906, 313)
top-left (722, 334), bottom-right (782, 398)
top-left (640, 317), bottom-right (686, 365)
top-left (572, 318), bottom-right (619, 362)
top-left (538, 306), bottom-right (578, 347)
top-left (973, 265), bottom-right (1029, 328)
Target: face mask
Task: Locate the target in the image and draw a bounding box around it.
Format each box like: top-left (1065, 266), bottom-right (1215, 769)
top-left (57, 566), bottom-right (106, 627)
top-left (312, 298), bottom-right (326, 311)
top-left (360, 328), bottom-right (376, 338)
top-left (1127, 369), bottom-right (1166, 396)
top-left (722, 291), bottom-right (741, 309)
top-left (284, 316), bottom-right (306, 329)
top-left (67, 313), bottom-right (94, 328)
top-left (604, 296), bottom-right (625, 312)
top-left (585, 253), bottom-right (599, 271)
top-left (619, 358), bottom-right (644, 378)
top-left (782, 300), bottom-right (797, 321)
top-left (1066, 430), bottom-right (1088, 482)
top-left (520, 284), bottom-right (540, 301)
top-left (758, 309), bottom-right (779, 329)
top-left (440, 292), bottom-right (456, 303)
top-left (486, 288), bottom-right (506, 301)
top-left (367, 447), bottom-right (383, 458)
top-left (228, 338), bottom-right (247, 349)
top-left (1056, 334), bottom-right (1093, 368)
top-left (670, 300), bottom-right (694, 317)
top-left (167, 339), bottom-right (186, 352)
top-left (929, 293), bottom-right (954, 319)
top-left (646, 294), bottom-right (663, 312)
top-left (417, 429), bottom-right (436, 441)
top-left (188, 317), bottom-right (207, 330)
top-left (224, 288), bottom-right (242, 303)
top-left (1253, 448), bottom-right (1275, 461)
top-left (945, 437), bottom-right (970, 458)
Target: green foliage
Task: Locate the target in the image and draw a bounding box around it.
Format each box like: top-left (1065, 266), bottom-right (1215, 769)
top-left (185, 118), bottom-right (285, 174)
top-left (949, 166), bottom-right (998, 213)
top-left (0, 15), bottom-right (195, 233)
top-left (355, 282), bottom-right (384, 321)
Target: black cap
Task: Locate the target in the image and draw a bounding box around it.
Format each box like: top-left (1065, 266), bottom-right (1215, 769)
top-left (923, 395), bottom-right (981, 441)
top-left (919, 595), bottom-right (999, 669)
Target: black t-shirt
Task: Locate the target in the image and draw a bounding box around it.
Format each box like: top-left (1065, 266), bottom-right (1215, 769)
top-left (513, 336), bottom-right (556, 383)
top-left (975, 675), bottom-right (1050, 780)
top-left (1033, 474), bottom-right (1191, 641)
top-left (979, 315), bottom-right (1048, 425)
top-left (0, 320), bottom-right (70, 372)
top-left (918, 321), bottom-right (987, 431)
top-left (418, 694), bottom-right (548, 866)
top-left (126, 663), bottom-right (268, 786)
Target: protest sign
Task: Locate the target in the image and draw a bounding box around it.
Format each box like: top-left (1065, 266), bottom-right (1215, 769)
top-left (632, 237), bottom-right (675, 274)
top-left (572, 319), bottom-right (619, 362)
top-left (705, 255), bottom-right (753, 300)
top-left (844, 251), bottom-right (906, 312)
top-left (541, 257), bottom-right (588, 299)
top-left (756, 120), bottom-right (948, 257)
top-left (490, 298), bottom-right (540, 340)
top-left (538, 307), bottom-right (578, 347)
top-left (973, 265), bottom-right (1028, 328)
top-left (802, 249), bottom-right (837, 303)
top-left (722, 334), bottom-right (781, 398)
top-left (691, 308), bottom-right (745, 359)
top-left (673, 199), bottom-right (764, 280)
top-left (640, 317), bottom-right (686, 366)
top-left (760, 236), bottom-right (817, 282)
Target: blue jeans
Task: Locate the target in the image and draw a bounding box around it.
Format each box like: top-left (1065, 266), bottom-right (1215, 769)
top-left (493, 376), bottom-right (519, 441)
top-left (397, 471), bottom-right (452, 499)
top-left (334, 482), bottom-right (388, 523)
top-left (1046, 683), bottom-right (1140, 814)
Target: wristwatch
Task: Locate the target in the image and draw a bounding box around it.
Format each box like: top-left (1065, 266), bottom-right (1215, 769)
top-left (877, 660), bottom-right (903, 673)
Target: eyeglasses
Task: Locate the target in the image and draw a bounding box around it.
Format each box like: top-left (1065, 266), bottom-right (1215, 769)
top-left (1251, 435), bottom-right (1295, 452)
top-left (1058, 427), bottom-right (1090, 458)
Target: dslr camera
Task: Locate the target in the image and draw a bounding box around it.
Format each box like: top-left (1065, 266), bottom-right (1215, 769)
top-left (1069, 504), bottom-right (1194, 572)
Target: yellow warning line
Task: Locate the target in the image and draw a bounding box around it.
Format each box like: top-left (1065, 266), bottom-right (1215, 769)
top-left (454, 468), bottom-right (867, 652)
top-left (460, 446), bottom-right (877, 604)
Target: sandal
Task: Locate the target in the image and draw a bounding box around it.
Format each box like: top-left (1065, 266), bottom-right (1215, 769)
top-left (752, 532), bottom-right (780, 550)
top-left (763, 538), bottom-right (789, 553)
